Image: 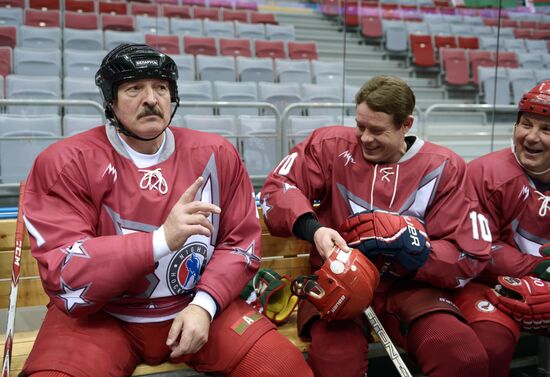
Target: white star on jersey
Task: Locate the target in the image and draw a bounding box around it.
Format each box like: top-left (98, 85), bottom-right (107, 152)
top-left (61, 240), bottom-right (90, 268)
top-left (232, 241), bottom-right (260, 271)
top-left (59, 278), bottom-right (91, 312)
top-left (261, 197), bottom-right (272, 219)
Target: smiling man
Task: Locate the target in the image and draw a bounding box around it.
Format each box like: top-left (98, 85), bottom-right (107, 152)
top-left (20, 44), bottom-right (313, 377)
top-left (261, 76), bottom-right (492, 377)
top-left (452, 80), bottom-right (550, 377)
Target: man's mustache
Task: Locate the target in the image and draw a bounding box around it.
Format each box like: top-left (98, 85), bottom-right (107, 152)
top-left (137, 105), bottom-right (164, 119)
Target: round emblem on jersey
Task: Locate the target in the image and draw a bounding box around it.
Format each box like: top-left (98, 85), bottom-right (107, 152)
top-left (476, 300), bottom-right (496, 313)
top-left (167, 242), bottom-right (208, 295)
top-left (502, 276), bottom-right (522, 286)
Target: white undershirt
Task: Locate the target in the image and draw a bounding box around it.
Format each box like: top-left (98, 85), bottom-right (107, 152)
top-left (118, 133), bottom-right (217, 320)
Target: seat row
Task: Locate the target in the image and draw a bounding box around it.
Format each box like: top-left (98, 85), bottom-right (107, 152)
top-left (0, 0), bottom-right (260, 15)
top-left (0, 8), bottom-right (278, 30)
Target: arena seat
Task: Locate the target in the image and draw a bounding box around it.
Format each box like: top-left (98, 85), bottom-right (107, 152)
top-left (507, 67), bottom-right (536, 104)
top-left (13, 47), bottom-right (61, 77)
top-left (287, 115), bottom-right (336, 146)
top-left (434, 34), bottom-right (457, 50)
top-left (409, 33), bottom-right (437, 67)
top-left (183, 35), bottom-right (217, 55)
top-left (145, 34), bottom-right (180, 55)
top-left (101, 14), bottom-right (135, 32)
top-left (265, 24), bottom-right (295, 41)
top-left (63, 76), bottom-right (102, 115)
top-left (0, 8), bottom-right (23, 26)
top-left (235, 0), bottom-right (258, 11)
top-left (170, 18), bottom-right (202, 36)
top-left (63, 12), bottom-right (99, 30)
top-left (311, 60), bottom-right (344, 85)
top-left (63, 114), bottom-right (103, 136)
top-left (177, 80), bottom-right (214, 115)
top-left (203, 19), bottom-right (234, 38)
top-left (0, 113), bottom-right (61, 135)
top-left (236, 56), bottom-right (274, 82)
top-left (457, 35), bottom-right (479, 50)
top-left (496, 51), bottom-right (518, 69)
top-left (478, 66), bottom-right (511, 105)
top-left (28, 0), bottom-right (59, 10)
top-left (0, 25), bottom-right (16, 48)
top-left (213, 81), bottom-right (259, 116)
top-left (172, 53), bottom-right (196, 81)
top-left (6, 74), bottom-right (61, 115)
top-left (503, 38), bottom-right (526, 53)
top-left (136, 15), bottom-right (169, 34)
top-left (222, 9), bottom-right (248, 23)
top-left (63, 28), bottom-right (103, 50)
top-left (0, 46), bottom-right (12, 77)
top-left (468, 49), bottom-right (495, 84)
top-left (161, 4), bottom-right (192, 19)
top-left (275, 58), bottom-right (311, 84)
top-left (257, 81), bottom-right (301, 115)
top-left (235, 21), bottom-right (265, 39)
top-left (238, 115), bottom-right (278, 176)
top-left (254, 39), bottom-right (286, 59)
top-left (130, 2), bottom-right (159, 17)
top-left (250, 12), bottom-right (277, 25)
top-left (219, 37), bottom-right (252, 57)
top-left (360, 15), bottom-right (383, 41)
top-left (98, 1), bottom-right (127, 16)
top-left (440, 48), bottom-right (470, 86)
top-left (63, 49), bottom-right (104, 79)
top-left (517, 52), bottom-right (544, 69)
top-left (18, 25), bottom-right (60, 49)
top-left (65, 0), bottom-right (95, 13)
top-left (24, 8), bottom-right (60, 27)
top-left (193, 6), bottom-right (220, 21)
top-left (0, 0), bottom-right (24, 8)
top-left (287, 41), bottom-right (318, 60)
top-left (513, 28), bottom-right (533, 39)
top-left (182, 114), bottom-right (237, 144)
top-left (301, 83), bottom-right (343, 116)
top-left (210, 0), bottom-right (233, 9)
top-left (195, 54), bottom-right (236, 81)
top-left (382, 19), bottom-right (408, 53)
top-left (104, 30), bottom-right (145, 51)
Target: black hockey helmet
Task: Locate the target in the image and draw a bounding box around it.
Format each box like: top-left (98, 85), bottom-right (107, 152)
top-left (95, 43), bottom-right (179, 105)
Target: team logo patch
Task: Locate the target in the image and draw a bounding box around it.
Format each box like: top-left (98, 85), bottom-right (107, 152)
top-left (476, 300), bottom-right (496, 313)
top-left (231, 311), bottom-right (263, 335)
top-left (503, 276), bottom-right (522, 286)
top-left (167, 242), bottom-right (207, 294)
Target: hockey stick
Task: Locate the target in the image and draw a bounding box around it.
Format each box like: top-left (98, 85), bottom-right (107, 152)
top-left (364, 306), bottom-right (413, 377)
top-left (2, 181), bottom-right (27, 377)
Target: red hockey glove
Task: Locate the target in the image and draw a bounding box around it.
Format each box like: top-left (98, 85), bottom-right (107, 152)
top-left (291, 247), bottom-right (379, 321)
top-left (241, 269), bottom-right (299, 325)
top-left (340, 210), bottom-right (431, 271)
top-left (486, 275), bottom-right (550, 331)
top-left (532, 242), bottom-right (550, 281)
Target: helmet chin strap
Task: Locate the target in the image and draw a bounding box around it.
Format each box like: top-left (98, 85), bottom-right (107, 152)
top-left (107, 99), bottom-right (180, 142)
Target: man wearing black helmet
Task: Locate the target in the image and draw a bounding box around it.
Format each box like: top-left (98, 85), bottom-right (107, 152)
top-left (20, 44), bottom-right (313, 377)
top-left (451, 80), bottom-right (550, 377)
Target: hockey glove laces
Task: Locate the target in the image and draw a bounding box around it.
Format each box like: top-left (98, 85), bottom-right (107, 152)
top-left (241, 268), bottom-right (299, 325)
top-left (340, 209), bottom-right (431, 271)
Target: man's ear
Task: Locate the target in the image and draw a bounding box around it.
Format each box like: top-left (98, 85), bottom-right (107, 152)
top-left (402, 115), bottom-right (414, 134)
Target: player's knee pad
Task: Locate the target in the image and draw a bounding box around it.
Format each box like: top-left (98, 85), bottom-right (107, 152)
top-left (307, 319), bottom-right (369, 377)
top-left (408, 312), bottom-right (489, 377)
top-left (229, 329), bottom-right (312, 377)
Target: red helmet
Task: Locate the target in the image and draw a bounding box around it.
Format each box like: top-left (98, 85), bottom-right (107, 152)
top-left (518, 80), bottom-right (550, 116)
top-left (291, 247), bottom-right (379, 321)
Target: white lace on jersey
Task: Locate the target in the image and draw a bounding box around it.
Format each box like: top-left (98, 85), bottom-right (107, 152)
top-left (536, 190), bottom-right (550, 217)
top-left (139, 168), bottom-right (168, 195)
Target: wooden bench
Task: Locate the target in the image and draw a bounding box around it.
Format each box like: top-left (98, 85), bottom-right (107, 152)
top-left (0, 212), bottom-right (312, 376)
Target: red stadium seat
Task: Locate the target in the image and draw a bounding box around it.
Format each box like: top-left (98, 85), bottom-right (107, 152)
top-left (457, 36), bottom-right (479, 50)
top-left (182, 0), bottom-right (206, 5)
top-left (0, 46), bottom-right (12, 77)
top-left (146, 34), bottom-right (180, 54)
top-left (183, 35), bottom-right (217, 55)
top-left (360, 15), bottom-right (383, 40)
top-left (161, 4), bottom-right (192, 19)
top-left (287, 41), bottom-right (318, 60)
top-left (434, 35), bottom-right (457, 50)
top-left (468, 49), bottom-right (495, 84)
top-left (320, 0), bottom-right (339, 16)
top-left (342, 3), bottom-right (360, 27)
top-left (440, 48), bottom-right (469, 86)
top-left (219, 37), bottom-right (252, 57)
top-left (222, 9), bottom-right (248, 22)
top-left (193, 6), bottom-right (220, 21)
top-left (24, 9), bottom-right (60, 27)
top-left (65, 0), bottom-right (95, 13)
top-left (130, 3), bottom-right (159, 17)
top-left (519, 20), bottom-right (537, 29)
top-left (28, 0), bottom-right (59, 10)
top-left (495, 51), bottom-right (518, 68)
top-left (254, 39), bottom-right (285, 59)
top-left (250, 12), bottom-right (277, 25)
top-left (99, 1), bottom-right (128, 15)
top-left (532, 29), bottom-right (550, 40)
top-left (409, 34), bottom-right (436, 67)
top-left (482, 17), bottom-right (498, 27)
top-left (101, 14), bottom-right (135, 31)
top-left (64, 11), bottom-right (98, 30)
top-left (0, 26), bottom-right (16, 48)
top-left (210, 0), bottom-right (233, 9)
top-left (538, 22), bottom-right (550, 30)
top-left (235, 1), bottom-right (258, 11)
top-left (501, 19), bottom-right (518, 28)
top-left (513, 28), bottom-right (533, 39)
top-left (0, 0), bottom-right (24, 8)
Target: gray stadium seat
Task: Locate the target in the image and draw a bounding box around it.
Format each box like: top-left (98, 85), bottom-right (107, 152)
top-left (171, 54), bottom-right (195, 81)
top-left (508, 68), bottom-right (536, 104)
top-left (258, 81), bottom-right (301, 115)
top-left (265, 24), bottom-right (295, 41)
top-left (170, 18), bottom-right (202, 36)
top-left (0, 114), bottom-right (62, 135)
top-left (63, 77), bottom-right (103, 115)
top-left (274, 59), bottom-right (311, 84)
top-left (6, 74), bottom-right (61, 115)
top-left (182, 114), bottom-right (237, 145)
top-left (104, 30), bottom-right (146, 51)
top-left (213, 81), bottom-right (259, 116)
top-left (63, 49), bottom-right (105, 79)
top-left (301, 83), bottom-right (344, 116)
top-left (63, 114), bottom-right (103, 136)
top-left (235, 21), bottom-right (265, 40)
top-left (19, 25), bottom-right (61, 49)
top-left (195, 55), bottom-right (236, 81)
top-left (238, 115), bottom-right (278, 175)
top-left (382, 20), bottom-right (408, 53)
top-left (287, 115), bottom-right (336, 147)
top-left (311, 60), bottom-right (344, 85)
top-left (236, 56), bottom-right (274, 82)
top-left (517, 52), bottom-right (544, 69)
top-left (478, 66), bottom-right (511, 105)
top-left (135, 15), bottom-right (170, 34)
top-left (203, 19), bottom-right (234, 38)
top-left (0, 8), bottom-right (23, 26)
top-left (177, 80), bottom-right (214, 115)
top-left (13, 47), bottom-right (61, 77)
top-left (63, 28), bottom-right (104, 51)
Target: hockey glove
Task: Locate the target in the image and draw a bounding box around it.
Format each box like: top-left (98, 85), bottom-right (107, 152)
top-left (486, 275), bottom-right (550, 331)
top-left (340, 210), bottom-right (431, 271)
top-left (241, 268), bottom-right (299, 325)
top-left (532, 242), bottom-right (550, 281)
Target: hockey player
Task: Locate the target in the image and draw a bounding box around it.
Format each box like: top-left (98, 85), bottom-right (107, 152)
top-left (261, 76), bottom-right (493, 377)
top-left (20, 44), bottom-right (313, 377)
top-left (452, 80), bottom-right (550, 377)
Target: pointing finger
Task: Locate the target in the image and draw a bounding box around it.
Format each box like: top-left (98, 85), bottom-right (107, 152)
top-left (179, 177), bottom-right (204, 205)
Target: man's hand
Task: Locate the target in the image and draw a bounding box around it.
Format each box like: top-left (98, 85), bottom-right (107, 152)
top-left (532, 243), bottom-right (550, 281)
top-left (167, 304), bottom-right (211, 358)
top-left (313, 227), bottom-right (350, 260)
top-left (340, 210), bottom-right (431, 271)
top-left (163, 177), bottom-right (221, 251)
top-left (487, 275), bottom-right (550, 331)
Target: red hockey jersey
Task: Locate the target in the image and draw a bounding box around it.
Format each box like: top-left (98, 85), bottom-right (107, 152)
top-left (24, 125), bottom-right (261, 322)
top-left (261, 126), bottom-right (491, 289)
top-left (466, 148), bottom-right (550, 281)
